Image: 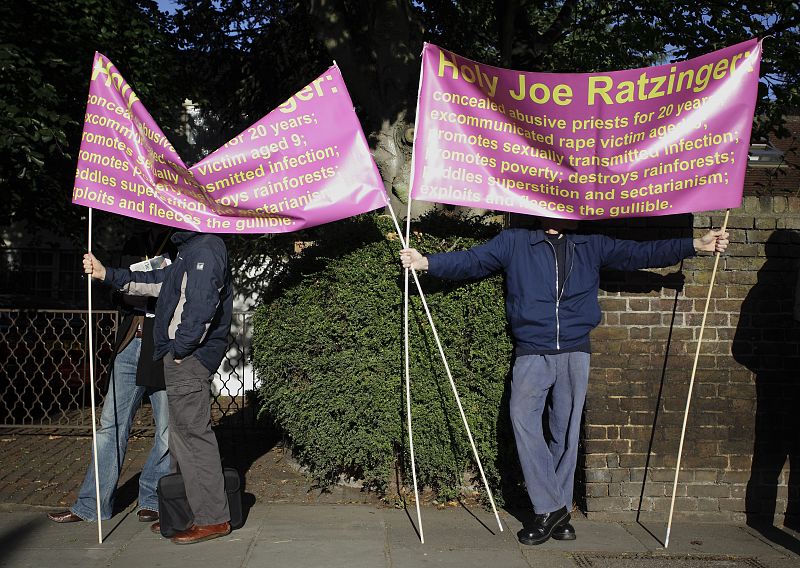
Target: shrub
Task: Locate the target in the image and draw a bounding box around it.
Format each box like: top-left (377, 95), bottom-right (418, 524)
top-left (251, 212), bottom-right (518, 502)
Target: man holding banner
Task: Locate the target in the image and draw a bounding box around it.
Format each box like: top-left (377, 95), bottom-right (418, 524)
top-left (83, 231), bottom-right (234, 545)
top-left (401, 222), bottom-right (728, 544)
top-left (399, 37), bottom-right (759, 543)
top-left (71, 52), bottom-right (389, 542)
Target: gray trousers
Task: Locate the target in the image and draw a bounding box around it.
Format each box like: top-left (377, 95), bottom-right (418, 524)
top-left (510, 352), bottom-right (590, 514)
top-left (164, 353), bottom-right (230, 525)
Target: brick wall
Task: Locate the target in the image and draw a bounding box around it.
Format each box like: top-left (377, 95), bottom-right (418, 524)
top-left (581, 194), bottom-right (800, 523)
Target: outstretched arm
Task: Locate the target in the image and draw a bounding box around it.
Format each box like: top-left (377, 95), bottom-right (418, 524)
top-left (83, 252), bottom-right (166, 296)
top-left (601, 229), bottom-right (730, 271)
top-left (399, 231), bottom-right (512, 281)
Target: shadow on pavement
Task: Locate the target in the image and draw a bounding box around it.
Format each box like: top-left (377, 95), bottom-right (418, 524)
top-left (746, 522), bottom-right (800, 557)
top-left (0, 517), bottom-right (39, 563)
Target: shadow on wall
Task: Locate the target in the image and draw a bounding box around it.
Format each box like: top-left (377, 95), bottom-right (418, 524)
top-left (732, 229), bottom-right (800, 533)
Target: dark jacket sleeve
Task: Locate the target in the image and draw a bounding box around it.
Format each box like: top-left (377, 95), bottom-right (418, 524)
top-left (104, 265), bottom-right (167, 296)
top-left (427, 231), bottom-right (511, 281)
top-left (172, 241), bottom-right (228, 360)
top-left (597, 236), bottom-right (696, 271)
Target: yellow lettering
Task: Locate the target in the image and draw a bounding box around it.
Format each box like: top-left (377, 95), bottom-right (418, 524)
top-left (588, 76), bottom-right (613, 105)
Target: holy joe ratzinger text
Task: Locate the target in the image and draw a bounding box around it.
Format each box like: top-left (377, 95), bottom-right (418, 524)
top-left (433, 47), bottom-right (756, 108)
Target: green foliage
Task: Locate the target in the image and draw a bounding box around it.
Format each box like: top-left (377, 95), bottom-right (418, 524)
top-left (252, 213), bottom-right (519, 501)
top-left (0, 43), bottom-right (74, 224)
top-left (0, 0), bottom-right (181, 240)
top-left (172, 0), bottom-right (329, 158)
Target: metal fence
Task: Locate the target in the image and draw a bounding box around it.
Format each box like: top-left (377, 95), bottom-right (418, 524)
top-left (0, 310), bottom-right (258, 430)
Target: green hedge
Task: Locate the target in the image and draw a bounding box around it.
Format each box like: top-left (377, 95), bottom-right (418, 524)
top-left (251, 212), bottom-right (520, 502)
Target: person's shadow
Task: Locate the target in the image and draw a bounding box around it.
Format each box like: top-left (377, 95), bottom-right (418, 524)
top-left (213, 393), bottom-right (281, 525)
top-left (733, 229), bottom-right (800, 552)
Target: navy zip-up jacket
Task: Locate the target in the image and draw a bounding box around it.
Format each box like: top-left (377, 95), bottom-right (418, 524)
top-left (427, 229), bottom-right (696, 353)
top-left (104, 232), bottom-right (233, 373)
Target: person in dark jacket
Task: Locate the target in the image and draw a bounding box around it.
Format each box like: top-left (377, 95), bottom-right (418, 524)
top-left (48, 232), bottom-right (172, 524)
top-left (83, 231), bottom-right (234, 545)
top-left (400, 218), bottom-right (729, 545)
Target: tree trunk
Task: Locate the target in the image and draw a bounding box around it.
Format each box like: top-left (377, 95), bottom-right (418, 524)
top-left (307, 0), bottom-right (439, 220)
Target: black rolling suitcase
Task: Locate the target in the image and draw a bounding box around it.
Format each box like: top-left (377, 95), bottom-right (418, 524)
top-left (156, 467), bottom-right (243, 537)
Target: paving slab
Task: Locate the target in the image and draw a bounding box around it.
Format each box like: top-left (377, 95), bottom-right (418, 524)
top-left (628, 520), bottom-right (793, 559)
top-left (391, 545), bottom-right (532, 568)
top-left (382, 506), bottom-right (509, 549)
top-left (0, 512), bottom-right (121, 568)
top-left (383, 507), bottom-right (531, 568)
top-left (0, 504), bottom-right (798, 568)
top-left (112, 526), bottom-right (252, 568)
top-left (247, 504), bottom-right (388, 568)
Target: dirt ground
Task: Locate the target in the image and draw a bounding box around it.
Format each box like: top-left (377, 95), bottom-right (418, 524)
top-left (0, 424), bottom-right (383, 514)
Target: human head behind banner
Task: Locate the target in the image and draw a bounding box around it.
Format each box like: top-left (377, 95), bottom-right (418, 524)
top-left (540, 217), bottom-right (579, 234)
top-left (121, 224), bottom-right (176, 260)
top-left (509, 213), bottom-right (580, 233)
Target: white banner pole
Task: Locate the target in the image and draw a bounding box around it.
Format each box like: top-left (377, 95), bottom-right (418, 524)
top-left (387, 203), bottom-right (503, 533)
top-left (403, 236), bottom-right (424, 543)
top-left (87, 208), bottom-right (103, 543)
top-left (664, 209), bottom-right (730, 548)
top-left (397, 50), bottom-right (429, 543)
top-left (401, 186), bottom-right (424, 542)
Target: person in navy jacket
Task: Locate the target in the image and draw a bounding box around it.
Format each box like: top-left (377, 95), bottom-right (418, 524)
top-left (401, 218), bottom-right (728, 545)
top-left (84, 231), bottom-right (233, 545)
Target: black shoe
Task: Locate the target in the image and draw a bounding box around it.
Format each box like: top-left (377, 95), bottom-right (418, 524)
top-left (551, 521), bottom-right (576, 541)
top-left (517, 507), bottom-right (570, 545)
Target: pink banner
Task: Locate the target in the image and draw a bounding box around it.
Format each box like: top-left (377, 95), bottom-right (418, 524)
top-left (72, 53), bottom-right (387, 232)
top-left (410, 40), bottom-right (762, 219)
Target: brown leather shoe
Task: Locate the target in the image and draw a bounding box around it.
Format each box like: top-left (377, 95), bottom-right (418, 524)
top-left (150, 521), bottom-right (161, 535)
top-left (47, 510), bottom-right (83, 523)
top-left (170, 522), bottom-right (231, 545)
top-left (138, 509), bottom-right (159, 522)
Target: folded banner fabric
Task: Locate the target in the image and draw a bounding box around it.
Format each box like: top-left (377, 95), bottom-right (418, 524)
top-left (72, 53), bottom-right (387, 232)
top-left (409, 40), bottom-right (762, 219)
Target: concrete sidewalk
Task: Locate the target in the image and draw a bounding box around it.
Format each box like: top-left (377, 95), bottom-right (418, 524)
top-left (1, 503), bottom-right (798, 568)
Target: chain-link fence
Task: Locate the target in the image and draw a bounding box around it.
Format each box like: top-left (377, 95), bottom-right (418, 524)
top-left (0, 310), bottom-right (259, 430)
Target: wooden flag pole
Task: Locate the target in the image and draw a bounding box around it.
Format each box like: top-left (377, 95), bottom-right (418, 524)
top-left (664, 209), bottom-right (730, 548)
top-left (389, 202), bottom-right (503, 533)
top-left (87, 209), bottom-right (103, 543)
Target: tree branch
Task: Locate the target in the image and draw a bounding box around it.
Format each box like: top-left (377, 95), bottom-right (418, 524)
top-left (306, 0), bottom-right (421, 127)
top-left (537, 0), bottom-right (577, 48)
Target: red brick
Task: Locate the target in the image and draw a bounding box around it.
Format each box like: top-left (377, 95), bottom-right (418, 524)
top-left (620, 313), bottom-right (662, 326)
top-left (598, 298), bottom-right (628, 311)
top-left (754, 218), bottom-right (777, 230)
top-left (585, 483), bottom-right (610, 497)
top-left (584, 497), bottom-right (634, 511)
top-left (583, 454), bottom-right (609, 469)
